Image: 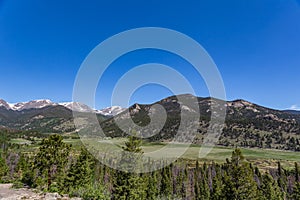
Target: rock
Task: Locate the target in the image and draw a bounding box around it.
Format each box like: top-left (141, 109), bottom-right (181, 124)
top-left (44, 192), bottom-right (62, 200)
top-left (0, 184), bottom-right (82, 200)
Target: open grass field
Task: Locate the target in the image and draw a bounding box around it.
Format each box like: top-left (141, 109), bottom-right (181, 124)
top-left (74, 138), bottom-right (300, 169)
top-left (10, 138), bottom-right (32, 144)
top-left (11, 137), bottom-right (299, 169)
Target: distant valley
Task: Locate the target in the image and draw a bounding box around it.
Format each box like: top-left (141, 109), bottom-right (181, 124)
top-left (1, 95), bottom-right (300, 151)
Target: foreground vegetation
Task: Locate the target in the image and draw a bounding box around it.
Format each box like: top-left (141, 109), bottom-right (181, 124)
top-left (1, 133), bottom-right (300, 199)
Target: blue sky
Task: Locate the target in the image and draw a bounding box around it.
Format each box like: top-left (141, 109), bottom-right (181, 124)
top-left (0, 0), bottom-right (300, 110)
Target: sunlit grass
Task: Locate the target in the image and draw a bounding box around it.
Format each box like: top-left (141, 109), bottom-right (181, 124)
top-left (70, 138), bottom-right (300, 169)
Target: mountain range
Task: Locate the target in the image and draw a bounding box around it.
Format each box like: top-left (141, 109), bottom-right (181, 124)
top-left (100, 94), bottom-right (300, 151)
top-left (1, 95), bottom-right (300, 151)
top-left (0, 99), bottom-right (125, 116)
top-left (0, 99), bottom-right (125, 133)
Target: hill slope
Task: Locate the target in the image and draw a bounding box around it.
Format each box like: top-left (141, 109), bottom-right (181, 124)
top-left (1, 95), bottom-right (300, 151)
top-left (0, 105), bottom-right (108, 133)
top-left (100, 94), bottom-right (300, 151)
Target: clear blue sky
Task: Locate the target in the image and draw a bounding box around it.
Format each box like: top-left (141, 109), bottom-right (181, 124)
top-left (0, 0), bottom-right (300, 110)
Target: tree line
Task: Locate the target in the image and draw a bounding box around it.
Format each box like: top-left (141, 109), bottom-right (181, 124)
top-left (0, 134), bottom-right (300, 199)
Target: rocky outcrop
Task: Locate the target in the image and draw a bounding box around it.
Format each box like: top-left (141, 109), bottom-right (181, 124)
top-left (0, 184), bottom-right (82, 200)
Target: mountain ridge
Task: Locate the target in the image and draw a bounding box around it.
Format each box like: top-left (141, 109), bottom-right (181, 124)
top-left (0, 99), bottom-right (125, 116)
top-left (99, 94), bottom-right (300, 151)
top-left (1, 95), bottom-right (300, 151)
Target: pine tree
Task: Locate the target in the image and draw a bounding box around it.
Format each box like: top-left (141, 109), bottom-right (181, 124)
top-left (293, 163), bottom-right (300, 200)
top-left (146, 171), bottom-right (158, 200)
top-left (120, 131), bottom-right (143, 172)
top-left (15, 153), bottom-right (25, 181)
top-left (200, 175), bottom-right (210, 200)
top-left (181, 166), bottom-right (188, 198)
top-left (194, 179), bottom-right (200, 199)
top-left (79, 182), bottom-right (109, 200)
top-left (34, 134), bottom-right (71, 190)
top-left (292, 182), bottom-right (300, 200)
top-left (231, 148), bottom-right (244, 166)
top-left (222, 149), bottom-right (259, 200)
top-left (64, 147), bottom-right (95, 193)
top-left (295, 162), bottom-right (299, 182)
top-left (277, 161), bottom-right (287, 198)
top-left (113, 131), bottom-right (146, 200)
top-left (0, 153), bottom-right (8, 182)
top-left (160, 165), bottom-right (172, 199)
top-left (211, 176), bottom-right (223, 200)
top-left (260, 173), bottom-right (283, 200)
top-left (210, 162), bottom-right (223, 200)
top-left (15, 153), bottom-right (34, 187)
top-left (198, 166), bottom-right (210, 200)
top-left (194, 161), bottom-right (201, 199)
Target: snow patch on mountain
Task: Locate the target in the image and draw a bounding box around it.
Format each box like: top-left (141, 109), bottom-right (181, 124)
top-left (12, 99), bottom-right (57, 110)
top-left (97, 106), bottom-right (126, 116)
top-left (0, 99), bottom-right (126, 116)
top-left (59, 102), bottom-right (95, 113)
top-left (0, 99), bottom-right (57, 111)
top-left (0, 99), bottom-right (11, 110)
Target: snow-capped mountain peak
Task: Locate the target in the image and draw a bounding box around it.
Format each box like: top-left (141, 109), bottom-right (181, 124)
top-left (0, 98), bottom-right (126, 116)
top-left (97, 106), bottom-right (126, 116)
top-left (60, 103), bottom-right (125, 116)
top-left (59, 102), bottom-right (95, 113)
top-left (0, 99), bottom-right (11, 110)
top-left (10, 99), bottom-right (57, 111)
top-left (0, 99), bottom-right (57, 111)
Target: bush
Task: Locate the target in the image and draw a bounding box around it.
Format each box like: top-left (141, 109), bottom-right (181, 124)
top-left (70, 183), bottom-right (109, 200)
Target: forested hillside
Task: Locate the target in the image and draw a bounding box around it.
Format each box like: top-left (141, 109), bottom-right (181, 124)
top-left (1, 95), bottom-right (300, 152)
top-left (1, 134), bottom-right (300, 199)
top-left (101, 94), bottom-right (300, 151)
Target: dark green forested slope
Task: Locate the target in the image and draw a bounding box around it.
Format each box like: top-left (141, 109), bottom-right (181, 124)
top-left (100, 94), bottom-right (300, 151)
top-left (1, 134), bottom-right (300, 200)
